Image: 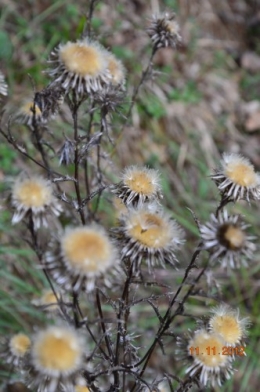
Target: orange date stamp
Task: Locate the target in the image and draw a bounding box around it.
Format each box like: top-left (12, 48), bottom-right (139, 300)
top-left (189, 346), bottom-right (246, 356)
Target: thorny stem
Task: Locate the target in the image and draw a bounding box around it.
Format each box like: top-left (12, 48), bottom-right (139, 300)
top-left (215, 195), bottom-right (233, 218)
top-left (130, 244), bottom-right (203, 392)
top-left (27, 213), bottom-right (71, 324)
top-left (31, 102), bottom-right (51, 178)
top-left (126, 47), bottom-right (157, 123)
top-left (84, 100), bottom-right (95, 217)
top-left (0, 126), bottom-right (73, 182)
top-left (113, 47), bottom-right (157, 155)
top-left (93, 108), bottom-right (107, 216)
top-left (82, 0), bottom-right (99, 38)
top-left (96, 289), bottom-right (114, 361)
top-left (72, 93), bottom-right (86, 224)
top-left (114, 260), bottom-right (135, 390)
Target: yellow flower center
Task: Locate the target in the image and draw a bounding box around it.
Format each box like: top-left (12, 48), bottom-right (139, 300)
top-left (10, 334), bottom-right (31, 356)
top-left (40, 290), bottom-right (58, 306)
top-left (15, 180), bottom-right (52, 208)
top-left (189, 331), bottom-right (227, 367)
top-left (219, 224), bottom-right (245, 250)
top-left (225, 162), bottom-right (257, 187)
top-left (210, 315), bottom-right (242, 344)
top-left (62, 229), bottom-right (111, 273)
top-left (60, 43), bottom-right (104, 77)
top-left (34, 330), bottom-right (80, 372)
top-left (128, 213), bottom-right (170, 248)
top-left (22, 102), bottom-right (42, 116)
top-left (75, 387), bottom-right (90, 392)
top-left (108, 57), bottom-right (123, 84)
top-left (124, 172), bottom-right (155, 195)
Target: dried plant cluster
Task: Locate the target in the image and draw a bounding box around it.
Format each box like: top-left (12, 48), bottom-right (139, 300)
top-left (0, 5), bottom-right (258, 392)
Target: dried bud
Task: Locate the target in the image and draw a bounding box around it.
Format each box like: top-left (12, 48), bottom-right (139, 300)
top-left (34, 84), bottom-right (64, 121)
top-left (93, 86), bottom-right (126, 113)
top-left (147, 12), bottom-right (181, 49)
top-left (58, 139), bottom-right (75, 166)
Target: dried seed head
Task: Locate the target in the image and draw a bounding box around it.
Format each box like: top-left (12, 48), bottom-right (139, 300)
top-left (15, 100), bottom-right (44, 127)
top-left (147, 12), bottom-right (182, 49)
top-left (28, 325), bottom-right (84, 392)
top-left (45, 225), bottom-right (120, 292)
top-left (186, 329), bottom-right (234, 387)
top-left (32, 289), bottom-right (62, 313)
top-left (9, 334), bottom-right (31, 357)
top-left (11, 175), bottom-right (62, 229)
top-left (114, 204), bottom-right (184, 270)
top-left (1, 333), bottom-right (31, 367)
top-left (106, 52), bottom-right (126, 87)
top-left (209, 304), bottom-right (250, 346)
top-left (200, 210), bottom-right (256, 268)
top-left (111, 166), bottom-right (163, 206)
top-left (211, 153), bottom-right (260, 202)
top-left (47, 38), bottom-right (111, 95)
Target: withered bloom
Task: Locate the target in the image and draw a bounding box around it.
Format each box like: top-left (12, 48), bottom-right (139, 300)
top-left (147, 12), bottom-right (182, 49)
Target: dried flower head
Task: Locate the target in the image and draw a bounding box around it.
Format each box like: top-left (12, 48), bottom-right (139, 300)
top-left (0, 71), bottom-right (8, 97)
top-left (186, 329), bottom-right (234, 387)
top-left (209, 304), bottom-right (250, 347)
top-left (45, 225), bottom-right (120, 292)
top-left (47, 38), bottom-right (111, 95)
top-left (106, 52), bottom-right (126, 87)
top-left (111, 166), bottom-right (163, 206)
top-left (114, 204), bottom-right (184, 270)
top-left (34, 84), bottom-right (64, 121)
top-left (32, 289), bottom-right (62, 313)
top-left (28, 325), bottom-right (84, 392)
top-left (93, 86), bottom-right (126, 113)
top-left (200, 209), bottom-right (256, 268)
top-left (11, 175), bottom-right (62, 229)
top-left (211, 153), bottom-right (260, 202)
top-left (16, 100), bottom-right (44, 127)
top-left (1, 333), bottom-right (31, 366)
top-left (147, 12), bottom-right (182, 49)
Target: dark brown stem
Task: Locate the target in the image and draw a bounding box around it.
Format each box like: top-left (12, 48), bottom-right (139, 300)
top-left (72, 94), bottom-right (86, 224)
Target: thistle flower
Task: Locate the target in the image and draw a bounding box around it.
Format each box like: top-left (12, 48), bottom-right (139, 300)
top-left (47, 38), bottom-right (111, 95)
top-left (113, 204), bottom-right (184, 270)
top-left (185, 329), bottom-right (234, 387)
top-left (211, 153), bottom-right (260, 202)
top-left (45, 225), bottom-right (120, 292)
top-left (1, 333), bottom-right (31, 367)
top-left (147, 12), bottom-right (182, 49)
top-left (27, 325), bottom-right (84, 392)
top-left (209, 304), bottom-right (250, 347)
top-left (111, 166), bottom-right (163, 206)
top-left (0, 71), bottom-right (8, 97)
top-left (106, 52), bottom-right (126, 87)
top-left (11, 175), bottom-right (62, 229)
top-left (200, 209), bottom-right (256, 268)
top-left (16, 100), bottom-right (45, 127)
top-left (32, 289), bottom-right (63, 313)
